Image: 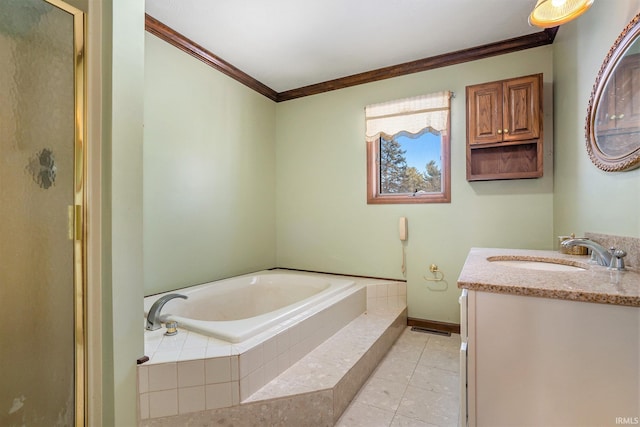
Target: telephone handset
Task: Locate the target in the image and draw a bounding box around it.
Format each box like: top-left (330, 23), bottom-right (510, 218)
top-left (399, 217), bottom-right (408, 241)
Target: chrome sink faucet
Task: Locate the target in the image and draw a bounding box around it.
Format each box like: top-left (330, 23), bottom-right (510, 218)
top-left (146, 293), bottom-right (188, 331)
top-left (561, 238), bottom-right (612, 267)
top-left (561, 238), bottom-right (627, 270)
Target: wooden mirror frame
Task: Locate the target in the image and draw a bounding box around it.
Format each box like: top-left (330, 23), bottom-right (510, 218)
top-left (586, 12), bottom-right (640, 172)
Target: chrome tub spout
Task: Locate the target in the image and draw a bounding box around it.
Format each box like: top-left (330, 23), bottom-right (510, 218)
top-left (146, 293), bottom-right (188, 331)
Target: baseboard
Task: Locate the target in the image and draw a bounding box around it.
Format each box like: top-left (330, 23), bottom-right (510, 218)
top-left (407, 317), bottom-right (460, 335)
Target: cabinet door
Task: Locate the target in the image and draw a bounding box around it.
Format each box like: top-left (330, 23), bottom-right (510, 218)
top-left (502, 75), bottom-right (540, 142)
top-left (467, 82), bottom-right (502, 145)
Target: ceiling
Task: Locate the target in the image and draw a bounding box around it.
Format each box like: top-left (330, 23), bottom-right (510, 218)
top-left (145, 0), bottom-right (542, 93)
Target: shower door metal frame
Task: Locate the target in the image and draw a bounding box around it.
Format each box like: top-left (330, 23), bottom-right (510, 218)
top-left (44, 0), bottom-right (88, 425)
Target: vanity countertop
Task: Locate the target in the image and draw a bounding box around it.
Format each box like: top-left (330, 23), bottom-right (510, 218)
top-left (458, 248), bottom-right (640, 307)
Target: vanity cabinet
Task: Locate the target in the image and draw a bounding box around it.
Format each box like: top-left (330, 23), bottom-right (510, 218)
top-left (466, 74), bottom-right (543, 181)
top-left (462, 290), bottom-right (639, 427)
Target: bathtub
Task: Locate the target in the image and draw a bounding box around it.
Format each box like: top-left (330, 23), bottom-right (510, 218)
top-left (139, 271), bottom-right (406, 418)
top-left (144, 271), bottom-right (358, 343)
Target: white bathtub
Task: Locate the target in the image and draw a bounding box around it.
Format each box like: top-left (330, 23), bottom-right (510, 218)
top-left (140, 271), bottom-right (407, 415)
top-left (144, 271), bottom-right (358, 343)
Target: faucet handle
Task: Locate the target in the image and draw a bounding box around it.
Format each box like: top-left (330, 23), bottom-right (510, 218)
top-left (165, 321), bottom-right (179, 336)
top-left (609, 249), bottom-right (627, 271)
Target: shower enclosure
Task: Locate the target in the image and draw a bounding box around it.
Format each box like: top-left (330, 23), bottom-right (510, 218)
top-left (0, 0), bottom-right (86, 425)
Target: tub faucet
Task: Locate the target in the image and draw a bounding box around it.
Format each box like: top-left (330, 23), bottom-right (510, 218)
top-left (561, 238), bottom-right (612, 267)
top-left (146, 293), bottom-right (188, 331)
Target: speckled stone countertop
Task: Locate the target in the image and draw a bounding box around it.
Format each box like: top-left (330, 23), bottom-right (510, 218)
top-left (458, 248), bottom-right (640, 307)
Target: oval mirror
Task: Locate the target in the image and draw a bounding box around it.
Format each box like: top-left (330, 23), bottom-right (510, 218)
top-left (586, 12), bottom-right (640, 172)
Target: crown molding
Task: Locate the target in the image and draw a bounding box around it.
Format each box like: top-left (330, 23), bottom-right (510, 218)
top-left (145, 14), bottom-right (557, 103)
top-left (279, 29), bottom-right (557, 101)
top-left (145, 14), bottom-right (279, 101)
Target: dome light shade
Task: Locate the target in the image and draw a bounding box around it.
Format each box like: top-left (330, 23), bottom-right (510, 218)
top-left (529, 0), bottom-right (594, 28)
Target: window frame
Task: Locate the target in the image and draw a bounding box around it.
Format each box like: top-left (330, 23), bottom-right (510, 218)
top-left (366, 106), bottom-right (451, 205)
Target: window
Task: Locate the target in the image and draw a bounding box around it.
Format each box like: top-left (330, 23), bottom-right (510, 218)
top-left (366, 91), bottom-right (451, 204)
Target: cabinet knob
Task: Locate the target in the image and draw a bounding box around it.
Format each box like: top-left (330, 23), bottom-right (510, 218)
top-left (610, 115), bottom-right (617, 120)
top-left (503, 129), bottom-right (509, 133)
top-left (619, 113), bottom-right (625, 119)
top-left (497, 129), bottom-right (502, 134)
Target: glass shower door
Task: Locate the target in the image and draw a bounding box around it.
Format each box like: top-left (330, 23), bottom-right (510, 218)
top-left (0, 0), bottom-right (85, 425)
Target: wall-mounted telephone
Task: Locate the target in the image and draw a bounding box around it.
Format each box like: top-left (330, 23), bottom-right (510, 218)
top-left (399, 217), bottom-right (408, 241)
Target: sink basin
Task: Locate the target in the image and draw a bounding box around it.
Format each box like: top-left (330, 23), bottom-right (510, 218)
top-left (488, 257), bottom-right (586, 272)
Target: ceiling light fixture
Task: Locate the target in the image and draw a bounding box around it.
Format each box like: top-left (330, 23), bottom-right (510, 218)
top-left (529, 0), bottom-right (594, 28)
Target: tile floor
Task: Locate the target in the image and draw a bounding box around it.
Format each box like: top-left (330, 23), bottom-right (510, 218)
top-left (336, 327), bottom-right (461, 427)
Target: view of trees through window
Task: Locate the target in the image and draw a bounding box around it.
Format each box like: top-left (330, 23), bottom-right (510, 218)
top-left (379, 131), bottom-right (442, 194)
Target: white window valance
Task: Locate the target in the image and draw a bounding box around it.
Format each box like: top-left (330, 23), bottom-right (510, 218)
top-left (365, 91), bottom-right (451, 142)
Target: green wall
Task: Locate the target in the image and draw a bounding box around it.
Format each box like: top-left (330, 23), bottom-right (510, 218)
top-left (143, 33), bottom-right (277, 295)
top-left (553, 0), bottom-right (640, 237)
top-left (143, 40), bottom-right (554, 323)
top-left (101, 0), bottom-right (145, 425)
top-left (275, 47), bottom-right (554, 323)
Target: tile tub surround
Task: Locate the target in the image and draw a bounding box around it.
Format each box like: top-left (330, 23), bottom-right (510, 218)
top-left (138, 276), bottom-right (407, 423)
top-left (458, 248), bottom-right (640, 307)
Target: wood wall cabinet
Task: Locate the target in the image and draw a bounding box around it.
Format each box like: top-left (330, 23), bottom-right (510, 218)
top-left (466, 74), bottom-right (543, 181)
